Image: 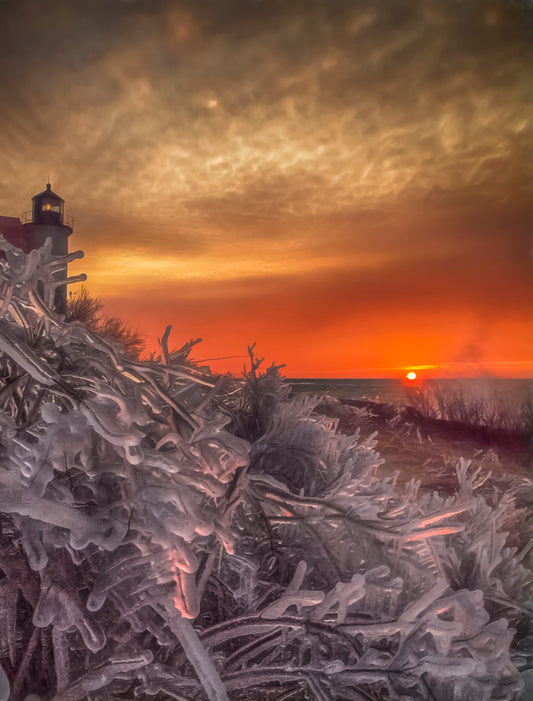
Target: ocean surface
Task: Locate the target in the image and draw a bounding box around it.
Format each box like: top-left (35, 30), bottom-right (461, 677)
top-left (288, 378), bottom-right (533, 410)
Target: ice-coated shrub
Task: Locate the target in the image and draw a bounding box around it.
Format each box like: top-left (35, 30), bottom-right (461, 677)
top-left (0, 238), bottom-right (530, 700)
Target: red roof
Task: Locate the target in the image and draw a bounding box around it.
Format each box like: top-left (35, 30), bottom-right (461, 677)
top-left (0, 216), bottom-right (32, 253)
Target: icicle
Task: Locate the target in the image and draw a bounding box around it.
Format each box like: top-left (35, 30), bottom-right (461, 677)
top-left (261, 561), bottom-right (325, 618)
top-left (52, 627), bottom-right (70, 694)
top-left (33, 580), bottom-right (106, 652)
top-left (160, 601), bottom-right (229, 701)
top-left (310, 573), bottom-right (366, 623)
top-left (0, 664), bottom-right (8, 701)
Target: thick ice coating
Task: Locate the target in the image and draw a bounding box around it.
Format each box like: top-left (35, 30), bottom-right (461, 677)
top-left (0, 239), bottom-right (530, 700)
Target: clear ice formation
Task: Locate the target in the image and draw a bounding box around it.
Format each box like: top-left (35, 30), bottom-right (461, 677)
top-left (0, 237), bottom-right (530, 700)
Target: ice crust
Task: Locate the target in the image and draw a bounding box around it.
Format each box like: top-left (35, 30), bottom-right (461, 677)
top-left (0, 239), bottom-right (530, 700)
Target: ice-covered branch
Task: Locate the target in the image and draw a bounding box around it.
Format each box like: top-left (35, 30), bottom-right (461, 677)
top-left (0, 242), bottom-right (529, 700)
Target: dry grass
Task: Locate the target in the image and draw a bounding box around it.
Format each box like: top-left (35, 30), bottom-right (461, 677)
top-left (407, 383), bottom-right (532, 434)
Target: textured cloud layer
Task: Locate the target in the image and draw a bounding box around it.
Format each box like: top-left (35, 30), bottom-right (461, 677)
top-left (0, 0), bottom-right (531, 374)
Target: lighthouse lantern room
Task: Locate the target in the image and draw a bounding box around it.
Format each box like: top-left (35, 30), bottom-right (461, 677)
top-left (32, 183), bottom-right (64, 226)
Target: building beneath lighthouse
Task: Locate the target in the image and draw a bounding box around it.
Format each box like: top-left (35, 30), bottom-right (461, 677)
top-left (0, 184), bottom-right (73, 313)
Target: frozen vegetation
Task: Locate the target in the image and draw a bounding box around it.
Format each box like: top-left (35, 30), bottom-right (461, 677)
top-left (0, 238), bottom-right (531, 700)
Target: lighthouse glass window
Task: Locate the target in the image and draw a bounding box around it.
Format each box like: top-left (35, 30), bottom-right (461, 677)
top-left (43, 198), bottom-right (60, 213)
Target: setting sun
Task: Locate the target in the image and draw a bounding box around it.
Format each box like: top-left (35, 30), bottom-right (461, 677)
top-left (406, 372), bottom-right (417, 380)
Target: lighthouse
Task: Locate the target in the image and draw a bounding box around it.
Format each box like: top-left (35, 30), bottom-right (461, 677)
top-left (0, 184), bottom-right (73, 313)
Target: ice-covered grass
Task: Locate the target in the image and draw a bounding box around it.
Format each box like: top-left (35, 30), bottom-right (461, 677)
top-left (407, 383), bottom-right (532, 434)
top-left (0, 239), bottom-right (531, 700)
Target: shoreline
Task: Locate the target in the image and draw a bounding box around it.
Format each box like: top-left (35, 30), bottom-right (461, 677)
top-left (336, 397), bottom-right (532, 452)
top-left (315, 395), bottom-right (532, 496)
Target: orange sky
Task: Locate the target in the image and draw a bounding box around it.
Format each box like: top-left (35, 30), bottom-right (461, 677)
top-left (0, 0), bottom-right (532, 377)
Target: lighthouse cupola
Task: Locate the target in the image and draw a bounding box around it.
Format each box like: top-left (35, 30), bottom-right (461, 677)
top-left (32, 183), bottom-right (65, 227)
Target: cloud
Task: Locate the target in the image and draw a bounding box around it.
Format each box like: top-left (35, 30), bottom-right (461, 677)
top-left (0, 0), bottom-right (532, 374)
top-left (1, 0), bottom-right (532, 217)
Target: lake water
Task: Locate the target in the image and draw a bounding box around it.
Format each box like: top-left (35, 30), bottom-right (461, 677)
top-left (288, 378), bottom-right (533, 410)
